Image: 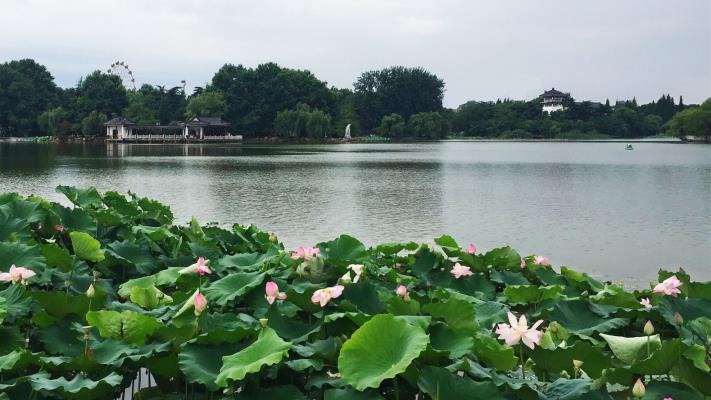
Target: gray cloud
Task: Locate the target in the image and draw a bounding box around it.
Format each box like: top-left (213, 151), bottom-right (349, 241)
top-left (1, 0), bottom-right (709, 107)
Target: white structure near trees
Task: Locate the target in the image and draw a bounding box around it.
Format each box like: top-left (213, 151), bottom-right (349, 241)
top-left (541, 88), bottom-right (570, 114)
top-left (104, 116), bottom-right (240, 142)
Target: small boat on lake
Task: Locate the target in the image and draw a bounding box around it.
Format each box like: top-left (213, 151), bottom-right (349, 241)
top-left (625, 144), bottom-right (634, 150)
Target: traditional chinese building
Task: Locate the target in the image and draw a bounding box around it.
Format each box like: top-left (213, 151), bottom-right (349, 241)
top-left (540, 88), bottom-right (570, 114)
top-left (105, 116), bottom-right (239, 142)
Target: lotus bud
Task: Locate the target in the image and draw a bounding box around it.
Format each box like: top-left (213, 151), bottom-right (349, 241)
top-left (573, 360), bottom-right (584, 370)
top-left (259, 318), bottom-right (268, 327)
top-left (193, 293), bottom-right (207, 316)
top-left (632, 378), bottom-right (645, 397)
top-left (86, 284), bottom-right (96, 299)
top-left (550, 323), bottom-right (558, 333)
top-left (674, 312), bottom-right (683, 325)
top-left (643, 320), bottom-right (654, 335)
top-left (64, 280), bottom-right (71, 288)
top-left (93, 270), bottom-right (100, 279)
top-left (268, 232), bottom-right (278, 243)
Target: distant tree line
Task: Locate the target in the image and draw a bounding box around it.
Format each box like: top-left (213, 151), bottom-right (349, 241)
top-left (0, 58), bottom-right (706, 140)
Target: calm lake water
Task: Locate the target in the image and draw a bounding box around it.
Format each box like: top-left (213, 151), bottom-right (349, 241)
top-left (1, 141), bottom-right (709, 284)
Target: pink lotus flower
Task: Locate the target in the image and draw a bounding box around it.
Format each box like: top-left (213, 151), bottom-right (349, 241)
top-left (639, 297), bottom-right (652, 308)
top-left (346, 264), bottom-right (365, 283)
top-left (265, 281), bottom-right (287, 304)
top-left (53, 224), bottom-right (65, 233)
top-left (520, 258), bottom-right (526, 269)
top-left (193, 293), bottom-right (208, 316)
top-left (311, 285), bottom-right (344, 307)
top-left (194, 257), bottom-right (212, 276)
top-left (396, 285), bottom-right (410, 301)
top-left (495, 312), bottom-right (544, 349)
top-left (291, 246), bottom-right (320, 261)
top-left (653, 275), bottom-right (683, 297)
top-left (450, 263), bottom-right (473, 279)
top-left (0, 265), bottom-right (36, 285)
top-left (467, 243), bottom-right (476, 254)
top-left (533, 255), bottom-right (550, 266)
top-left (664, 397), bottom-right (673, 400)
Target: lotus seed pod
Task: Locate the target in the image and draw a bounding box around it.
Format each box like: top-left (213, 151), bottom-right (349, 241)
top-left (573, 360), bottom-right (584, 369)
top-left (269, 232), bottom-right (278, 243)
top-left (259, 318), bottom-right (268, 327)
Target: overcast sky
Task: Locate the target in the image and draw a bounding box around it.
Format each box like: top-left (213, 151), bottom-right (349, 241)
top-left (1, 0), bottom-right (709, 107)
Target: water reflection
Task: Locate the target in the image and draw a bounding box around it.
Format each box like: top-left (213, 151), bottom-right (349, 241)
top-left (0, 141), bottom-right (709, 284)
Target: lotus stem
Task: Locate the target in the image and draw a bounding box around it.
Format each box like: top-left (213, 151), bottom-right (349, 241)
top-left (394, 376), bottom-right (400, 400)
top-left (520, 342), bottom-right (525, 379)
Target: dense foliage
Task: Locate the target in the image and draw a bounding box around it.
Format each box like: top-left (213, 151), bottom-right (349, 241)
top-left (0, 187), bottom-right (709, 399)
top-left (274, 103), bottom-right (332, 139)
top-left (0, 58), bottom-right (705, 140)
top-left (666, 98), bottom-right (711, 142)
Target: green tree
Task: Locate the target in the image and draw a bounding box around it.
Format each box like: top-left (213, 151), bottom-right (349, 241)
top-left (274, 103), bottom-right (331, 139)
top-left (377, 113), bottom-right (406, 137)
top-left (123, 84), bottom-right (160, 124)
top-left (186, 90), bottom-right (227, 118)
top-left (666, 98), bottom-right (711, 142)
top-left (80, 111), bottom-right (107, 136)
top-left (212, 63), bottom-right (334, 134)
top-left (407, 112), bottom-right (447, 139)
top-left (331, 88), bottom-right (361, 137)
top-left (75, 70), bottom-right (128, 119)
top-left (157, 86), bottom-right (187, 124)
top-left (0, 59), bottom-right (60, 136)
top-left (354, 66), bottom-right (444, 130)
top-left (37, 107), bottom-right (72, 136)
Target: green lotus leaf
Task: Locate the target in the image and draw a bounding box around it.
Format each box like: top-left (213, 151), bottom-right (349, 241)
top-left (204, 271), bottom-right (265, 306)
top-left (238, 385), bottom-right (308, 400)
top-left (338, 314), bottom-right (429, 390)
top-left (0, 214), bottom-right (30, 241)
top-left (482, 246), bottom-right (521, 270)
top-left (560, 266), bottom-right (604, 292)
top-left (434, 234), bottom-right (460, 256)
top-left (39, 244), bottom-right (74, 272)
top-left (471, 332), bottom-right (518, 371)
top-left (86, 310), bottom-right (163, 344)
top-left (530, 340), bottom-right (611, 378)
top-left (92, 340), bottom-right (170, 367)
top-left (293, 337), bottom-right (339, 360)
top-left (285, 358), bottom-right (324, 372)
top-left (106, 240), bottom-right (156, 274)
top-left (0, 198), bottom-right (45, 224)
top-left (589, 284), bottom-right (643, 309)
top-left (31, 291), bottom-right (99, 318)
top-left (51, 203), bottom-right (97, 235)
top-left (641, 380), bottom-right (702, 400)
top-left (56, 186), bottom-right (103, 208)
top-left (215, 327), bottom-right (291, 386)
top-left (549, 300), bottom-right (628, 337)
top-left (0, 296), bottom-right (5, 324)
top-left (429, 322), bottom-right (475, 359)
top-left (341, 282), bottom-right (386, 314)
top-left (136, 196), bottom-right (174, 225)
top-left (325, 387), bottom-right (385, 400)
top-left (683, 343), bottom-right (710, 372)
top-left (117, 267), bottom-right (183, 298)
top-left (264, 307), bottom-right (321, 343)
top-left (417, 366), bottom-right (505, 400)
top-left (422, 297), bottom-right (478, 332)
top-left (132, 225), bottom-right (176, 241)
top-left (318, 234), bottom-right (367, 262)
top-left (69, 231), bottom-right (104, 262)
top-left (600, 333), bottom-right (661, 364)
top-left (28, 370), bottom-right (122, 396)
top-left (179, 342), bottom-right (241, 391)
top-left (503, 284), bottom-right (564, 304)
top-left (537, 378), bottom-right (596, 400)
top-left (473, 301), bottom-right (508, 329)
top-left (0, 241), bottom-right (45, 271)
top-left (130, 285), bottom-right (173, 309)
top-left (0, 349), bottom-right (38, 372)
top-left (489, 269), bottom-right (530, 286)
top-left (0, 284), bottom-right (34, 322)
top-left (218, 248), bottom-right (280, 272)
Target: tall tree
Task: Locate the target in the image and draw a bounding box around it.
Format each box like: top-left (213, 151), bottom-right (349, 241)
top-left (211, 62), bottom-right (334, 134)
top-left (185, 90), bottom-right (227, 118)
top-left (0, 59), bottom-right (60, 136)
top-left (75, 70), bottom-right (128, 119)
top-left (354, 66), bottom-right (444, 131)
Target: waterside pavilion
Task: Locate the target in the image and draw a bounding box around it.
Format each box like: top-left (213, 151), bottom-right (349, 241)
top-left (105, 117), bottom-right (241, 142)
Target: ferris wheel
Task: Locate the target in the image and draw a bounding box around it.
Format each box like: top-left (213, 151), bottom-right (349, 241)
top-left (107, 61), bottom-right (136, 90)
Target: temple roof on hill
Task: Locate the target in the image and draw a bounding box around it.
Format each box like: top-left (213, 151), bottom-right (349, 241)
top-left (182, 117), bottom-right (230, 126)
top-left (541, 88), bottom-right (569, 98)
top-left (104, 117), bottom-right (136, 126)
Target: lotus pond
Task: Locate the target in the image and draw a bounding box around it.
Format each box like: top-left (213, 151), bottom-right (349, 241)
top-left (0, 187), bottom-right (709, 399)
